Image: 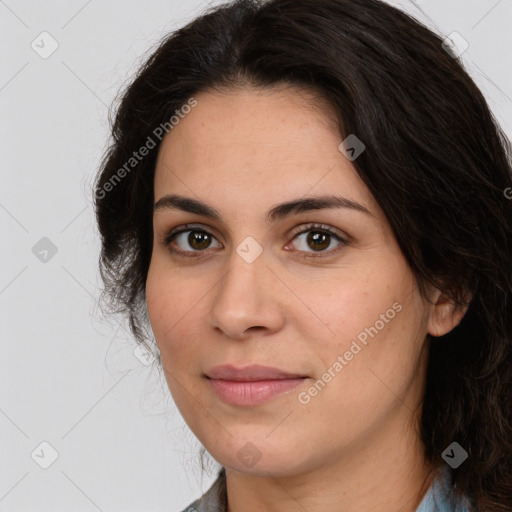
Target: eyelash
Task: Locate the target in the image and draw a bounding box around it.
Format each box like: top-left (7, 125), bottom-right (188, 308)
top-left (162, 223), bottom-right (349, 260)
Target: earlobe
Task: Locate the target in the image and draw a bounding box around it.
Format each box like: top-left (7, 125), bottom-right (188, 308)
top-left (426, 289), bottom-right (471, 337)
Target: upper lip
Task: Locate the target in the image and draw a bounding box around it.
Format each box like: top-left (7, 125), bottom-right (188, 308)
top-left (205, 364), bottom-right (308, 381)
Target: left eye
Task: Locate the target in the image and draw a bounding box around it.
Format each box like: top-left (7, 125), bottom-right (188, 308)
top-left (293, 224), bottom-right (348, 258)
top-left (288, 225), bottom-right (348, 255)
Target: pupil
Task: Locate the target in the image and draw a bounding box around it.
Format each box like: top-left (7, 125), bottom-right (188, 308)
top-left (189, 231), bottom-right (211, 250)
top-left (308, 231), bottom-right (329, 251)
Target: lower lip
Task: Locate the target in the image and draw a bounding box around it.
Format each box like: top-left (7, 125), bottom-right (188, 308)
top-left (207, 378), bottom-right (306, 406)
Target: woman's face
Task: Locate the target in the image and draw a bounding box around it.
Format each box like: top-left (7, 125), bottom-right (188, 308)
top-left (146, 86), bottom-right (442, 477)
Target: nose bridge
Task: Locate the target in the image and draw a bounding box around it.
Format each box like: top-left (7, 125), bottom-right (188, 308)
top-left (207, 243), bottom-right (283, 338)
top-left (216, 245), bottom-right (269, 309)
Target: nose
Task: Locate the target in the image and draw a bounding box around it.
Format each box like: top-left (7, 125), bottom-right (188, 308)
top-left (206, 247), bottom-right (286, 340)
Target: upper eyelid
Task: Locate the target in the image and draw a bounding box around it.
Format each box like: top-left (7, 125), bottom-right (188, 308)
top-left (289, 223), bottom-right (347, 240)
top-left (165, 223), bottom-right (222, 242)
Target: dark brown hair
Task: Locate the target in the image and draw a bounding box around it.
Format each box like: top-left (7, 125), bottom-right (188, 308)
top-left (93, 0), bottom-right (512, 510)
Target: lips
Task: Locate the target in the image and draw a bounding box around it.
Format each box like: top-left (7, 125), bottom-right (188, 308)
top-left (205, 364), bottom-right (307, 381)
top-left (204, 364), bottom-right (309, 406)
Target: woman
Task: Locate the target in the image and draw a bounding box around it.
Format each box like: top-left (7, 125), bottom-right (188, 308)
top-left (93, 0), bottom-right (512, 511)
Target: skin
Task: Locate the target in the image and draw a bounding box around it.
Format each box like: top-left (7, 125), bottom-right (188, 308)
top-left (145, 85), bottom-right (467, 512)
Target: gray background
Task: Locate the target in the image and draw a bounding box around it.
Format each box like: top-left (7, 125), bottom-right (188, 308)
top-left (1, 0), bottom-right (511, 511)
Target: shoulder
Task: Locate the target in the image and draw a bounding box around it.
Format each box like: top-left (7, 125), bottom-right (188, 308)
top-left (178, 492), bottom-right (221, 512)
top-left (178, 502), bottom-right (206, 512)
top-left (415, 466), bottom-right (472, 512)
top-left (178, 504), bottom-right (201, 512)
top-left (177, 470), bottom-right (225, 512)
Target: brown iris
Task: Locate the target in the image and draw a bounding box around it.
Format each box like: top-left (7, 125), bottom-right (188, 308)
top-left (188, 231), bottom-right (212, 250)
top-left (307, 231), bottom-right (330, 251)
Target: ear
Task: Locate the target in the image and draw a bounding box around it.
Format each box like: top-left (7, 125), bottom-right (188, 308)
top-left (426, 287), bottom-right (471, 338)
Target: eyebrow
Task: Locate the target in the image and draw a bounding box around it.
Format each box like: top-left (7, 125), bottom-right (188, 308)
top-left (153, 194), bottom-right (372, 222)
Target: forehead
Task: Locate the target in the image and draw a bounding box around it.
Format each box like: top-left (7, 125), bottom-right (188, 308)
top-left (153, 86), bottom-right (377, 216)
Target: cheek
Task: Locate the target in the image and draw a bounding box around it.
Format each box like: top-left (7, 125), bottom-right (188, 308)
top-left (145, 264), bottom-right (201, 361)
top-left (299, 272), bottom-right (392, 350)
top-left (146, 267), bottom-right (207, 415)
top-left (303, 265), bottom-right (422, 371)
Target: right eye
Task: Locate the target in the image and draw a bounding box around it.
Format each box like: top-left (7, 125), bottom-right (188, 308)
top-left (163, 224), bottom-right (223, 257)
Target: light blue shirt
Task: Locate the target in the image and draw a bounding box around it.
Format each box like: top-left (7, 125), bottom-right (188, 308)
top-left (416, 466), bottom-right (472, 512)
top-left (180, 465), bottom-right (472, 512)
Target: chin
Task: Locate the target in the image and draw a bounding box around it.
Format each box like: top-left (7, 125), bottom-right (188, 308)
top-left (206, 436), bottom-right (311, 478)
